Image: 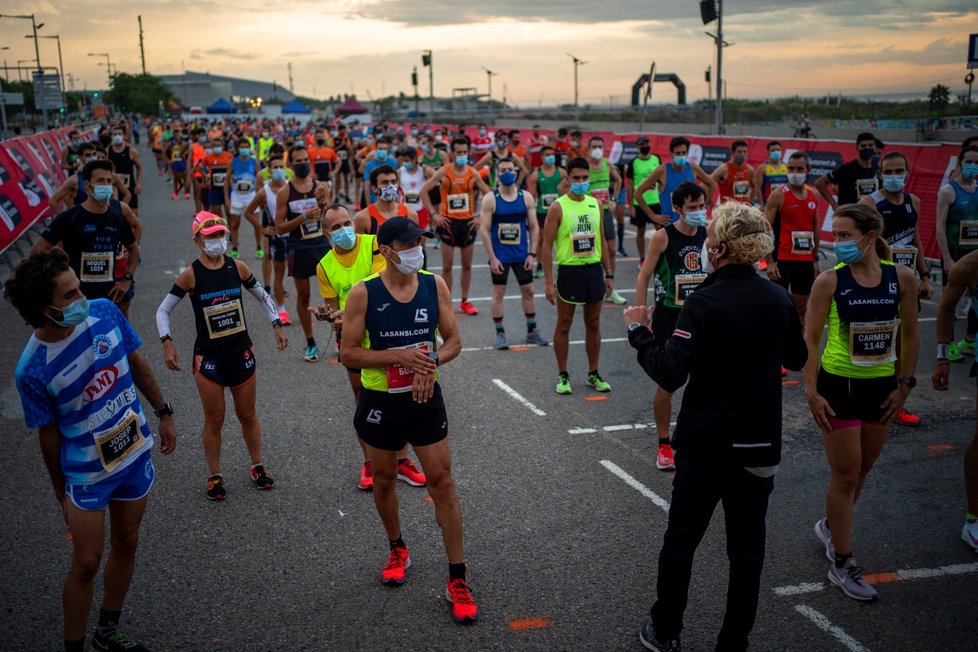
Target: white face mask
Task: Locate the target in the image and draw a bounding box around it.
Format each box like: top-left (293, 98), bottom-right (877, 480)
top-left (701, 241), bottom-right (716, 274)
top-left (392, 245), bottom-right (424, 275)
top-left (202, 237), bottom-right (228, 257)
top-left (787, 173), bottom-right (807, 187)
top-left (590, 147), bottom-right (604, 159)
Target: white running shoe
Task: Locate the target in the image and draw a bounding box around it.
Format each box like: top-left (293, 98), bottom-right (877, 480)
top-left (827, 557), bottom-right (878, 601)
top-left (815, 518), bottom-right (835, 561)
top-left (963, 520), bottom-right (978, 552)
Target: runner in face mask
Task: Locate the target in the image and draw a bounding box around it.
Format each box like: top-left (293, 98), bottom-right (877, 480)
top-left (354, 165), bottom-right (418, 236)
top-left (815, 132), bottom-right (881, 210)
top-left (156, 212), bottom-right (287, 501)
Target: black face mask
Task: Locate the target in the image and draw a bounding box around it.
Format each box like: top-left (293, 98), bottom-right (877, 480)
top-left (293, 162), bottom-right (311, 178)
top-left (639, 146), bottom-right (651, 155)
top-left (859, 147), bottom-right (875, 161)
top-left (316, 139), bottom-right (326, 146)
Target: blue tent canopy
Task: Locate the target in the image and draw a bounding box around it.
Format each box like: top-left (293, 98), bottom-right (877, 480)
top-left (206, 98), bottom-right (236, 114)
top-left (281, 99), bottom-right (311, 114)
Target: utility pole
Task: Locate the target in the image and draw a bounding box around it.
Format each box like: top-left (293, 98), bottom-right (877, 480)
top-left (411, 66), bottom-right (420, 116)
top-left (422, 50), bottom-right (434, 119)
top-left (138, 15), bottom-right (146, 74)
top-left (566, 52), bottom-right (587, 121)
top-left (481, 66), bottom-right (498, 123)
top-left (288, 62), bottom-right (294, 93)
top-left (715, 0), bottom-right (724, 134)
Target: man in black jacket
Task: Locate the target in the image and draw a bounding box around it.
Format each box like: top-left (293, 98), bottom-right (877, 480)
top-left (626, 201), bottom-right (808, 652)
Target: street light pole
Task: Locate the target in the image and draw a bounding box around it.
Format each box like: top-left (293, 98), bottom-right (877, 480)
top-left (566, 53), bottom-right (587, 122)
top-left (481, 67), bottom-right (498, 124)
top-left (1, 12), bottom-right (48, 127)
top-left (715, 0), bottom-right (724, 135)
top-left (88, 52), bottom-right (112, 89)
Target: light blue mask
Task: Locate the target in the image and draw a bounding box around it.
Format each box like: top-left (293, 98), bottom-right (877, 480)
top-left (332, 226), bottom-right (356, 250)
top-left (239, 148), bottom-right (250, 158)
top-left (48, 297), bottom-right (89, 327)
top-left (571, 181), bottom-right (590, 195)
top-left (271, 169), bottom-right (287, 182)
top-left (403, 161), bottom-right (415, 171)
top-left (963, 163), bottom-right (978, 181)
top-left (683, 209), bottom-right (708, 227)
top-left (770, 150), bottom-right (782, 161)
top-left (673, 156), bottom-right (687, 168)
top-left (375, 150), bottom-right (388, 161)
top-left (881, 175), bottom-right (905, 192)
top-left (543, 155), bottom-right (556, 166)
top-left (455, 155), bottom-right (469, 166)
top-left (835, 235), bottom-right (869, 264)
top-left (91, 184), bottom-right (113, 203)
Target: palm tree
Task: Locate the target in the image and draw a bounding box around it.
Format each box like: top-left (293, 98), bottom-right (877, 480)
top-left (929, 84), bottom-right (951, 110)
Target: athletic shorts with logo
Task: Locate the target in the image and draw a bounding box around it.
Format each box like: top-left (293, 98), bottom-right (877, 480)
top-left (66, 450), bottom-right (155, 511)
top-left (816, 368), bottom-right (895, 424)
top-left (355, 384), bottom-right (448, 451)
top-left (556, 262), bottom-right (604, 305)
top-left (194, 348), bottom-right (257, 388)
top-left (437, 218), bottom-right (477, 247)
top-left (491, 261), bottom-right (533, 286)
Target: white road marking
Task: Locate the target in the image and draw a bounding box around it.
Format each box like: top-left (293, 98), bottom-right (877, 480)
top-left (568, 428), bottom-right (597, 434)
top-left (491, 378), bottom-right (546, 416)
top-left (793, 605), bottom-right (870, 652)
top-left (773, 562), bottom-right (978, 596)
top-left (569, 421), bottom-right (675, 434)
top-left (773, 582), bottom-right (826, 597)
top-left (599, 460), bottom-right (670, 513)
top-left (461, 336), bottom-right (627, 353)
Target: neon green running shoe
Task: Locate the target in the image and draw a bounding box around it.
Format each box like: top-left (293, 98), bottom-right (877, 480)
top-left (957, 338), bottom-right (975, 356)
top-left (587, 372), bottom-right (612, 392)
top-left (948, 343), bottom-right (965, 362)
top-left (606, 289), bottom-right (627, 305)
top-left (556, 372), bottom-right (572, 395)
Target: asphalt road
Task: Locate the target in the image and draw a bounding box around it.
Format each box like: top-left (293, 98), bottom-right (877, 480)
top-left (1, 146), bottom-right (976, 651)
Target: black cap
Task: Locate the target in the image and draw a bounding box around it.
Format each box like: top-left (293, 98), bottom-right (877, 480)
top-left (377, 217), bottom-right (434, 246)
top-left (637, 135), bottom-right (650, 146)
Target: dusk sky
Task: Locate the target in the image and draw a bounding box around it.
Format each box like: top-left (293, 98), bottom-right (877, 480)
top-left (1, 1), bottom-right (975, 105)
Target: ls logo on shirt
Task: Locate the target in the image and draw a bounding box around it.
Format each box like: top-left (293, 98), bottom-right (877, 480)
top-left (414, 309), bottom-right (428, 323)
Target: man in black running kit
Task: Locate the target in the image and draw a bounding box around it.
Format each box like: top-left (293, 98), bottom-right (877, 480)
top-left (107, 126), bottom-right (143, 216)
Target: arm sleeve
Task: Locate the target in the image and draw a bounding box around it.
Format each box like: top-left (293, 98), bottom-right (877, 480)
top-left (243, 275), bottom-right (280, 323)
top-left (629, 301), bottom-right (702, 393)
top-left (155, 285), bottom-right (186, 339)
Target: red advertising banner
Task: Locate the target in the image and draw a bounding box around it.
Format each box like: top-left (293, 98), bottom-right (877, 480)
top-left (0, 125), bottom-right (97, 255)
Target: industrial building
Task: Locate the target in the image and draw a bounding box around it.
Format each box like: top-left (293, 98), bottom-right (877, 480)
top-left (156, 71), bottom-right (297, 108)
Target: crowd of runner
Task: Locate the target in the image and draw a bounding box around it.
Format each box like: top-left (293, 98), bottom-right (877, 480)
top-left (4, 113), bottom-right (978, 651)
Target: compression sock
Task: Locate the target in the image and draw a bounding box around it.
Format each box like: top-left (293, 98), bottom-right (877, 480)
top-left (617, 222), bottom-right (625, 243)
top-left (493, 316), bottom-right (504, 333)
top-left (306, 337), bottom-right (316, 348)
top-left (389, 535), bottom-right (405, 550)
top-left (449, 562), bottom-right (466, 580)
top-left (525, 312), bottom-right (536, 333)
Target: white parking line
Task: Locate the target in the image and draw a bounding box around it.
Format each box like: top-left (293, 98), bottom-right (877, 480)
top-left (599, 460), bottom-right (670, 513)
top-left (568, 421), bottom-right (676, 434)
top-left (793, 605), bottom-right (870, 652)
top-left (491, 378), bottom-right (546, 416)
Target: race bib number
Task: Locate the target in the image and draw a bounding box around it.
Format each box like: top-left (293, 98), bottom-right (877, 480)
top-left (591, 188), bottom-right (611, 206)
top-left (542, 193), bottom-right (558, 208)
top-left (733, 180), bottom-right (750, 199)
top-left (235, 180), bottom-right (254, 193)
top-left (93, 409), bottom-right (146, 473)
top-left (571, 232), bottom-right (597, 257)
top-left (890, 245), bottom-right (917, 270)
top-left (447, 193), bottom-right (470, 215)
top-left (405, 193), bottom-right (421, 205)
top-left (80, 251), bottom-right (114, 282)
top-left (855, 178), bottom-right (877, 198)
top-left (203, 299), bottom-right (246, 339)
top-left (849, 319), bottom-right (899, 366)
top-left (117, 173), bottom-right (131, 188)
top-left (212, 171), bottom-right (227, 185)
top-left (959, 221), bottom-right (978, 246)
top-left (337, 150), bottom-right (348, 160)
top-left (791, 231), bottom-right (815, 255)
top-left (497, 222), bottom-right (522, 244)
top-left (674, 273), bottom-right (708, 306)
top-left (385, 342), bottom-right (432, 394)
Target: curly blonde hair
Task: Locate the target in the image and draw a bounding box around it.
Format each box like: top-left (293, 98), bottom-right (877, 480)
top-left (713, 201), bottom-right (774, 265)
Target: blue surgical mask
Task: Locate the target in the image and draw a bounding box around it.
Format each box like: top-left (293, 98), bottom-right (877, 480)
top-left (420, 144), bottom-right (430, 153)
top-left (239, 148), bottom-right (250, 157)
top-left (498, 171), bottom-right (517, 186)
top-left (962, 163), bottom-right (978, 181)
top-left (213, 146), bottom-right (223, 155)
top-left (882, 175), bottom-right (906, 192)
top-left (835, 235), bottom-right (869, 264)
top-left (571, 181), bottom-right (590, 195)
top-left (271, 168), bottom-right (287, 182)
top-left (375, 149), bottom-right (388, 161)
top-left (91, 184), bottom-right (113, 203)
top-left (403, 161), bottom-right (415, 170)
top-left (332, 226), bottom-right (356, 250)
top-left (455, 155), bottom-right (469, 166)
top-left (673, 156), bottom-right (687, 168)
top-left (47, 297), bottom-right (89, 327)
top-left (683, 209), bottom-right (707, 227)
top-left (543, 155), bottom-right (556, 166)
top-left (770, 150), bottom-right (782, 162)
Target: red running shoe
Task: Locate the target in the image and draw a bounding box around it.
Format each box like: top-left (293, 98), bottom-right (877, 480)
top-left (445, 577), bottom-right (478, 623)
top-left (358, 461), bottom-right (373, 491)
top-left (656, 444), bottom-right (676, 471)
top-left (397, 458), bottom-right (427, 486)
top-left (781, 366), bottom-right (788, 377)
top-left (459, 300), bottom-right (479, 315)
top-left (895, 408), bottom-right (921, 427)
top-left (278, 310), bottom-right (292, 326)
top-left (381, 545), bottom-right (410, 585)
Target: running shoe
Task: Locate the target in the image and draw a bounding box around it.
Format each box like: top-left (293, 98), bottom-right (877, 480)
top-left (229, 249), bottom-right (239, 259)
top-left (278, 311), bottom-right (292, 326)
top-left (459, 300), bottom-right (479, 315)
top-left (827, 557), bottom-right (878, 601)
top-left (183, 191), bottom-right (190, 199)
top-left (638, 257), bottom-right (645, 270)
top-left (948, 343), bottom-right (965, 362)
top-left (433, 240), bottom-right (440, 250)
top-left (958, 338), bottom-right (976, 356)
top-left (382, 545), bottom-right (410, 585)
top-left (587, 372), bottom-right (612, 392)
top-left (618, 244), bottom-right (628, 257)
top-left (495, 333), bottom-right (509, 350)
top-left (445, 577), bottom-right (478, 623)
top-left (656, 443), bottom-right (676, 471)
top-left (256, 249), bottom-right (264, 259)
top-left (397, 458), bottom-right (427, 486)
top-left (606, 289), bottom-right (628, 305)
top-left (895, 408), bottom-right (921, 427)
top-left (556, 372), bottom-right (572, 395)
top-left (250, 464), bottom-right (274, 490)
top-left (814, 517), bottom-right (835, 561)
top-left (963, 519), bottom-right (978, 552)
top-left (781, 366), bottom-right (788, 377)
top-left (92, 623), bottom-right (149, 652)
top-left (170, 192), bottom-right (177, 200)
top-left (359, 461), bottom-right (373, 491)
top-left (534, 266), bottom-right (544, 279)
top-left (526, 330), bottom-right (550, 346)
top-left (304, 345), bottom-right (319, 362)
top-left (206, 474), bottom-right (226, 501)
top-left (639, 620), bottom-right (681, 652)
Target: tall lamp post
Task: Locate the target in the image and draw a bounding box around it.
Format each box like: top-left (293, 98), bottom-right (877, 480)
top-left (28, 33), bottom-right (66, 112)
top-left (0, 12), bottom-right (48, 127)
top-left (481, 66), bottom-right (498, 123)
top-left (88, 52), bottom-right (113, 89)
top-left (566, 52), bottom-right (587, 122)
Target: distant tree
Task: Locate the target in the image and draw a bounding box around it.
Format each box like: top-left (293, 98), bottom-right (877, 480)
top-left (928, 84), bottom-right (951, 110)
top-left (106, 73), bottom-right (175, 115)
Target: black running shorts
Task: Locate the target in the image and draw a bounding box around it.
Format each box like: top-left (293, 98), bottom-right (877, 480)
top-left (355, 385), bottom-right (448, 451)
